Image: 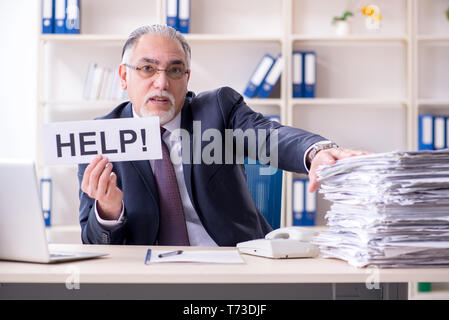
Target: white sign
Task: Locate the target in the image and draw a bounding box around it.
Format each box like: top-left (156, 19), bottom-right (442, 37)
top-left (42, 117), bottom-right (162, 165)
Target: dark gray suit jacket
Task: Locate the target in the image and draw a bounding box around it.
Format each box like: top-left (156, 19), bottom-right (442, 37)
top-left (78, 87), bottom-right (326, 246)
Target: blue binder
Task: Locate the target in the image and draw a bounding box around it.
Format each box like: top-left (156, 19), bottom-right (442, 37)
top-left (178, 0), bottom-right (190, 33)
top-left (41, 0), bottom-right (54, 34)
top-left (257, 55), bottom-right (283, 98)
top-left (292, 178), bottom-right (305, 226)
top-left (166, 0), bottom-right (178, 29)
top-left (54, 0), bottom-right (66, 33)
top-left (245, 159), bottom-right (282, 229)
top-left (433, 115), bottom-right (445, 150)
top-left (418, 114), bottom-right (434, 150)
top-left (243, 54), bottom-right (275, 98)
top-left (304, 180), bottom-right (316, 226)
top-left (444, 117), bottom-right (449, 148)
top-left (65, 0), bottom-right (80, 34)
top-left (292, 51), bottom-right (304, 98)
top-left (292, 178), bottom-right (316, 226)
top-left (304, 51), bottom-right (316, 98)
top-left (40, 178), bottom-right (52, 227)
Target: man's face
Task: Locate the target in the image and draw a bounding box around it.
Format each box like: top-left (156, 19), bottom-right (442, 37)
top-left (120, 34), bottom-right (190, 125)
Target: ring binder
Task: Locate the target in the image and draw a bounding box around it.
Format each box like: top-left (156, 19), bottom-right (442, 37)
top-left (243, 54), bottom-right (275, 98)
top-left (257, 55), bottom-right (283, 98)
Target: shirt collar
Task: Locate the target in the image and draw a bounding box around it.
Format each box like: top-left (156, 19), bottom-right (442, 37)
top-left (132, 105), bottom-right (181, 134)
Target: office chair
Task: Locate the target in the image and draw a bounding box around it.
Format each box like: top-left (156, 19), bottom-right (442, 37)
top-left (244, 159), bottom-right (283, 229)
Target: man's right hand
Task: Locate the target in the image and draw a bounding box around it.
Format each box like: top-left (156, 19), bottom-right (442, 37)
top-left (81, 155), bottom-right (123, 220)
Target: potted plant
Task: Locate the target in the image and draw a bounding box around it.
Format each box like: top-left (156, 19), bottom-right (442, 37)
top-left (332, 11), bottom-right (353, 36)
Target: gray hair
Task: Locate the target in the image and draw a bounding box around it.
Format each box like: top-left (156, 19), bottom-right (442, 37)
top-left (121, 24), bottom-right (191, 68)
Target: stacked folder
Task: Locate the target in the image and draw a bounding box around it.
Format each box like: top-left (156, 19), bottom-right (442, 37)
top-left (418, 114), bottom-right (449, 150)
top-left (243, 50), bottom-right (317, 99)
top-left (41, 0), bottom-right (80, 34)
top-left (292, 51), bottom-right (316, 98)
top-left (166, 0), bottom-right (190, 33)
top-left (292, 178), bottom-right (317, 226)
top-left (314, 150), bottom-right (449, 268)
top-left (243, 54), bottom-right (283, 99)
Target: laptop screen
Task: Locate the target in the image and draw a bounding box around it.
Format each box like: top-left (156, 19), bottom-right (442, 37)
top-left (0, 159), bottom-right (51, 263)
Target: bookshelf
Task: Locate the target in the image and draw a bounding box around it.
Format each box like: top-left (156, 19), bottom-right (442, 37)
top-left (416, 0), bottom-right (449, 122)
top-left (37, 0), bottom-right (449, 230)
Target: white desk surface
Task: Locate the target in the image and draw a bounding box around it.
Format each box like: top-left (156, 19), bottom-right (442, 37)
top-left (1, 244), bottom-right (449, 284)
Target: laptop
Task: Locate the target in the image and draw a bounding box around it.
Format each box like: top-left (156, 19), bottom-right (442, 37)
top-left (0, 158), bottom-right (107, 263)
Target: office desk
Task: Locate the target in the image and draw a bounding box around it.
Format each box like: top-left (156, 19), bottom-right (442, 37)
top-left (1, 244), bottom-right (449, 300)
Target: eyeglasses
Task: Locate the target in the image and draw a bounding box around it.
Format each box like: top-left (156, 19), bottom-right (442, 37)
top-left (124, 63), bottom-right (189, 80)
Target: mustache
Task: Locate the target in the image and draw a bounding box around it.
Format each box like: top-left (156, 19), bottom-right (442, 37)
top-left (144, 90), bottom-right (175, 105)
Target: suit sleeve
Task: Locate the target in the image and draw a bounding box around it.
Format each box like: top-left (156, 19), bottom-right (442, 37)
top-left (216, 86), bottom-right (327, 173)
top-left (78, 163), bottom-right (127, 244)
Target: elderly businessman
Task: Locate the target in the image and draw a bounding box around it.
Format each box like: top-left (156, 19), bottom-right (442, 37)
top-left (78, 24), bottom-right (366, 246)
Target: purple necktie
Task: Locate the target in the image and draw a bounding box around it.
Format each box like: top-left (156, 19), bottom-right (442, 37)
top-left (153, 127), bottom-right (190, 246)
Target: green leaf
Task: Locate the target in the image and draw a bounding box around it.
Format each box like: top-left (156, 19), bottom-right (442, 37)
top-left (332, 11), bottom-right (353, 24)
top-left (342, 11), bottom-right (354, 20)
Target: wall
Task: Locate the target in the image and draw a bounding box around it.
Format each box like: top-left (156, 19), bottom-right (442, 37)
top-left (0, 0), bottom-right (38, 159)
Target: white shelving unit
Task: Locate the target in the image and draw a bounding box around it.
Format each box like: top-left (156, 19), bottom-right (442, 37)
top-left (415, 0), bottom-right (449, 125)
top-left (284, 0), bottom-right (413, 226)
top-left (37, 0), bottom-right (449, 230)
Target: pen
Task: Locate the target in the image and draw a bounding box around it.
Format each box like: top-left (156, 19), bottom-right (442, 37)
top-left (158, 250), bottom-right (183, 258)
top-left (144, 249), bottom-right (152, 265)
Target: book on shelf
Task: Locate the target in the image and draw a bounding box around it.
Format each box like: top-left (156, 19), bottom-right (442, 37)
top-left (166, 0), bottom-right (190, 34)
top-left (243, 54), bottom-right (276, 98)
top-left (292, 51), bottom-right (316, 98)
top-left (42, 0), bottom-right (80, 34)
top-left (292, 178), bottom-right (317, 226)
top-left (418, 114), bottom-right (448, 151)
top-left (83, 62), bottom-right (128, 101)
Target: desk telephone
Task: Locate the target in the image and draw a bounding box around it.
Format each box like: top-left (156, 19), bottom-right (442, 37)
top-left (236, 227), bottom-right (320, 259)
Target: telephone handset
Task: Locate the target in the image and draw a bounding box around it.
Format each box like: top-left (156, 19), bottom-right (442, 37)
top-left (236, 227), bottom-right (320, 259)
top-left (265, 226), bottom-right (316, 242)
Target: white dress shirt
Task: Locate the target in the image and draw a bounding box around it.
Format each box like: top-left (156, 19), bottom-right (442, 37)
top-left (95, 108), bottom-right (218, 246)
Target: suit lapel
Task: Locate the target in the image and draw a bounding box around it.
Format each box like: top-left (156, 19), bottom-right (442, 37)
top-left (130, 160), bottom-right (159, 207)
top-left (122, 103), bottom-right (159, 206)
top-left (181, 94), bottom-right (196, 210)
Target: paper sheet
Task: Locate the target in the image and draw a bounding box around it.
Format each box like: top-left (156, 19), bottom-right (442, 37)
top-left (146, 249), bottom-right (245, 264)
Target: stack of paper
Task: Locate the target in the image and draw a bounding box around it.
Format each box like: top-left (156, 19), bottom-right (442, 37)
top-left (314, 150), bottom-right (449, 268)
